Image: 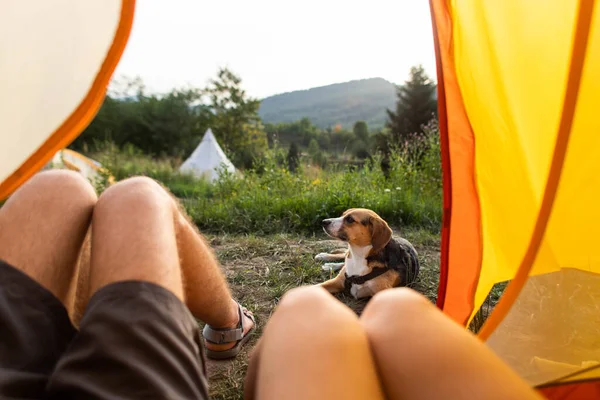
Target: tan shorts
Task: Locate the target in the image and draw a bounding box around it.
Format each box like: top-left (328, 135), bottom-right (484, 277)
top-left (0, 260), bottom-right (209, 399)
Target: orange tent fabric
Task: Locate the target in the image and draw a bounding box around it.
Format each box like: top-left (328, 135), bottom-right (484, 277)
top-left (431, 0), bottom-right (600, 397)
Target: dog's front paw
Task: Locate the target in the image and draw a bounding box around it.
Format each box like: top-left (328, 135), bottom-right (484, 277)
top-left (314, 253), bottom-right (329, 262)
top-left (322, 262), bottom-right (344, 272)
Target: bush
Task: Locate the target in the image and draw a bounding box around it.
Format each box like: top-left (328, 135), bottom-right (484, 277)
top-left (89, 141), bottom-right (214, 198)
top-left (185, 153), bottom-right (441, 235)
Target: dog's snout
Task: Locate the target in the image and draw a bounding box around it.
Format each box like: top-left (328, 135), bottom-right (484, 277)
top-left (322, 219), bottom-right (332, 227)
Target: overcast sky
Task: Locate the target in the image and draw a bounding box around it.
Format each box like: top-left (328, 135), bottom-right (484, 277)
top-left (114, 0), bottom-right (437, 99)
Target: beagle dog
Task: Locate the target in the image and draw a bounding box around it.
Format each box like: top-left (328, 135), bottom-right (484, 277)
top-left (315, 208), bottom-right (420, 299)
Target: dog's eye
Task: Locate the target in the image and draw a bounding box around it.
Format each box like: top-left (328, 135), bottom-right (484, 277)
top-left (345, 216), bottom-right (355, 224)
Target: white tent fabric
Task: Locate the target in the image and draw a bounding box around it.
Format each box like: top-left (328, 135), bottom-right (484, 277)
top-left (0, 0), bottom-right (135, 200)
top-left (179, 129), bottom-right (236, 182)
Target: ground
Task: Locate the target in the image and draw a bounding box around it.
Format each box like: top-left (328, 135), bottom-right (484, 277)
top-left (202, 228), bottom-right (441, 400)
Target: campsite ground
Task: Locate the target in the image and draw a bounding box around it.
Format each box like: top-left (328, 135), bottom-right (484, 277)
top-left (203, 228), bottom-right (441, 399)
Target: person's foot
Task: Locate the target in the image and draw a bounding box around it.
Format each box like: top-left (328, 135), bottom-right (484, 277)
top-left (203, 299), bottom-right (256, 358)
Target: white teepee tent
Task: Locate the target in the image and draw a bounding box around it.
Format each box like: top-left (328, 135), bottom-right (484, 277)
top-left (179, 129), bottom-right (236, 182)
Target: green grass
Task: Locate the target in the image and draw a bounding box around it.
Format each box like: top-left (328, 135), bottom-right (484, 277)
top-left (468, 281), bottom-right (509, 333)
top-left (187, 164), bottom-right (440, 235)
top-left (89, 138), bottom-right (442, 236)
top-left (205, 230), bottom-right (505, 398)
top-left (89, 142), bottom-right (215, 198)
top-left (205, 230), bottom-right (441, 399)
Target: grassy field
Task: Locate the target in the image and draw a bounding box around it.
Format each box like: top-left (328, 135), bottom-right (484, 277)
top-left (204, 228), bottom-right (441, 399)
top-left (90, 137), bottom-right (443, 235)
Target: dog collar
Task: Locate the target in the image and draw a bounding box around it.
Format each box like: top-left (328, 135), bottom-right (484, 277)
top-left (344, 267), bottom-right (390, 293)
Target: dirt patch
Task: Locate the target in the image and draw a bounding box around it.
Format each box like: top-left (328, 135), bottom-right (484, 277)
top-left (204, 230), bottom-right (440, 399)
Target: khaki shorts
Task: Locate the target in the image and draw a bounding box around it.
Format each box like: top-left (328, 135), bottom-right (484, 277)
top-left (0, 260), bottom-right (209, 399)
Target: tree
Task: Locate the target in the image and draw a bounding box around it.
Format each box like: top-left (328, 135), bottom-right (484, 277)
top-left (73, 68), bottom-right (267, 168)
top-left (351, 121), bottom-right (370, 159)
top-left (373, 131), bottom-right (392, 156)
top-left (317, 133), bottom-right (331, 150)
top-left (264, 118), bottom-right (321, 149)
top-left (307, 138), bottom-right (325, 166)
top-left (308, 138), bottom-right (320, 157)
top-left (203, 68), bottom-right (268, 167)
top-left (386, 65), bottom-right (437, 145)
top-left (236, 121), bottom-right (270, 169)
top-left (352, 140), bottom-right (370, 160)
top-left (373, 130), bottom-right (393, 178)
top-left (353, 121), bottom-right (369, 142)
top-left (287, 142), bottom-right (300, 172)
top-left (72, 79), bottom-right (210, 158)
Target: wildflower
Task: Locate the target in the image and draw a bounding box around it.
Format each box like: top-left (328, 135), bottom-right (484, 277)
top-left (396, 187), bottom-right (401, 190)
top-left (312, 178), bottom-right (321, 186)
top-left (384, 188), bottom-right (391, 192)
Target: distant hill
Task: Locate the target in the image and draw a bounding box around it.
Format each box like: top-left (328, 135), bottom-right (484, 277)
top-left (259, 78), bottom-right (397, 130)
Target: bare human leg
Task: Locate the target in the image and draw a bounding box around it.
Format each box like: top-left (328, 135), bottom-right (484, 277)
top-left (87, 177), bottom-right (184, 299)
top-left (245, 286), bottom-right (384, 400)
top-left (171, 197), bottom-right (254, 353)
top-left (47, 176), bottom-right (215, 399)
top-left (0, 170), bottom-right (97, 313)
top-left (86, 177), bottom-right (253, 354)
top-left (359, 288), bottom-right (543, 400)
top-left (70, 228), bottom-right (91, 327)
top-left (0, 170), bottom-right (96, 398)
top-left (247, 286), bottom-right (542, 400)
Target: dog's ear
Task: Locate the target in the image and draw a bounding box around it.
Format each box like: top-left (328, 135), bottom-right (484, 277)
top-left (370, 216), bottom-right (392, 253)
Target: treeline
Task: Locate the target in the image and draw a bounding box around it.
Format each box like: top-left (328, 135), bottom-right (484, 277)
top-left (73, 65), bottom-right (437, 170)
top-left (72, 69), bottom-right (267, 169)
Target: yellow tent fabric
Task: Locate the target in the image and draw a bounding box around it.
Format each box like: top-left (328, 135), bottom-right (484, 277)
top-left (431, 0), bottom-right (600, 396)
top-left (0, 0), bottom-right (135, 200)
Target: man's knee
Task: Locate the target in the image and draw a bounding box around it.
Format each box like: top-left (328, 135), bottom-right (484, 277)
top-left (95, 176), bottom-right (174, 216)
top-left (361, 288), bottom-right (433, 340)
top-left (8, 170), bottom-right (97, 211)
top-left (0, 170), bottom-right (96, 294)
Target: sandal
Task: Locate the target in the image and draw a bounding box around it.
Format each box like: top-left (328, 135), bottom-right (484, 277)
top-left (202, 301), bottom-right (256, 360)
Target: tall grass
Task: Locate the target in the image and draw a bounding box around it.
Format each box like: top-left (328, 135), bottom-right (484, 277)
top-left (89, 133), bottom-right (442, 235)
top-left (190, 156), bottom-right (440, 234)
top-left (90, 142), bottom-right (214, 199)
